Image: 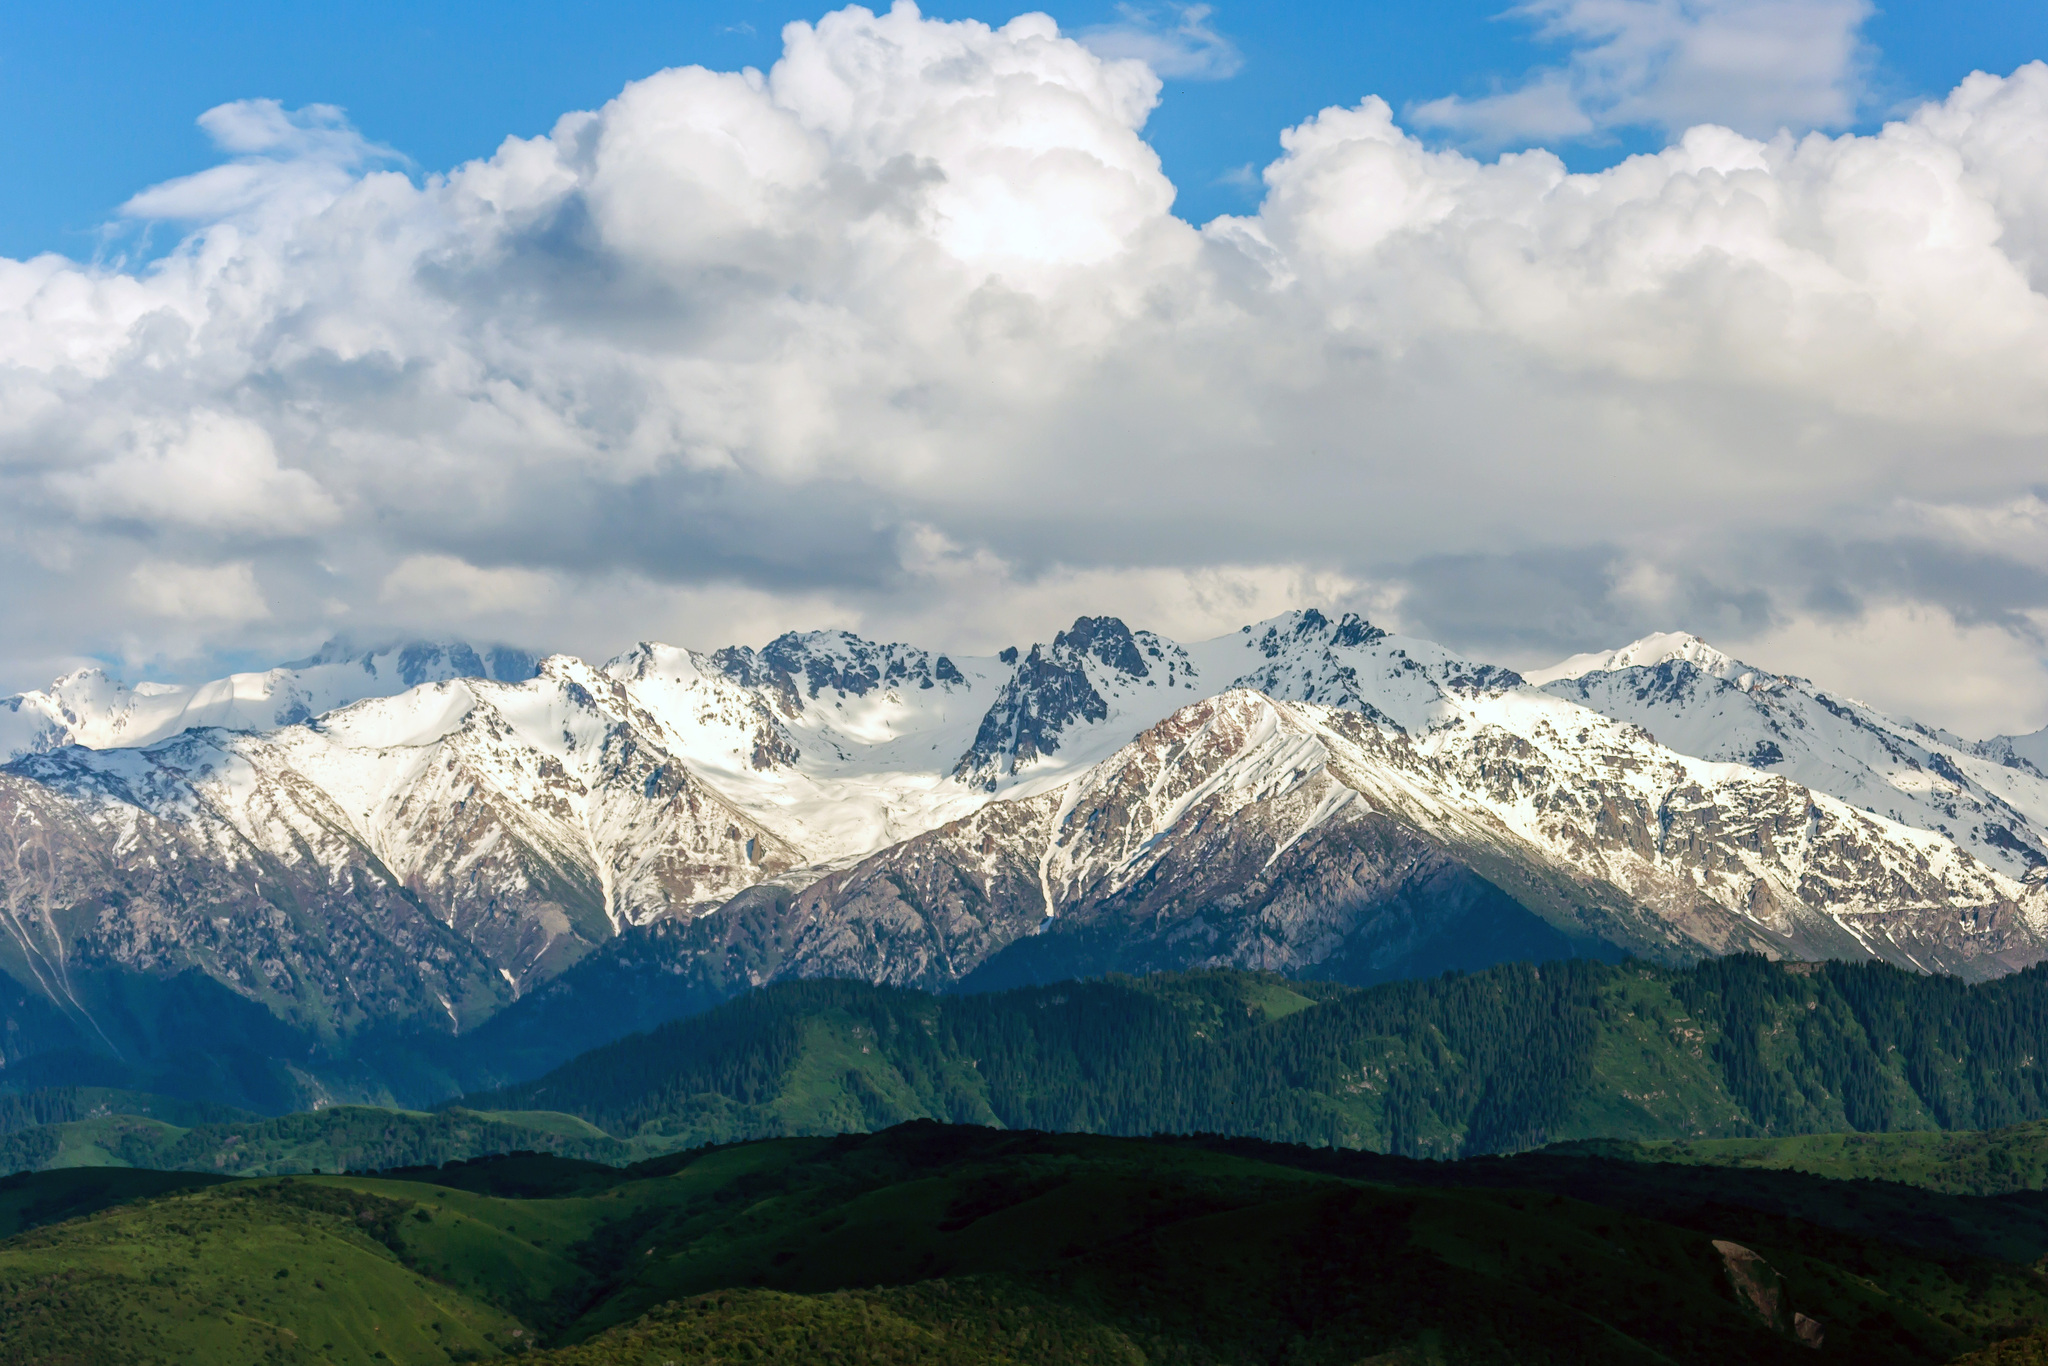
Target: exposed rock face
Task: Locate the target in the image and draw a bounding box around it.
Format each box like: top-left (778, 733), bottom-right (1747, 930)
top-left (743, 689), bottom-right (2048, 993)
top-left (4, 611), bottom-right (2047, 1101)
top-left (952, 616), bottom-right (1182, 789)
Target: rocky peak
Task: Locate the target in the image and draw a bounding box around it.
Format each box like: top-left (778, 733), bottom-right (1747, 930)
top-left (1053, 616), bottom-right (1149, 677)
top-left (952, 616), bottom-right (1173, 791)
top-left (1217, 611), bottom-right (1516, 731)
top-left (1243, 608), bottom-right (1388, 658)
top-left (1975, 725), bottom-right (2048, 778)
top-left (1537, 638), bottom-right (2048, 879)
top-left (713, 630), bottom-right (966, 711)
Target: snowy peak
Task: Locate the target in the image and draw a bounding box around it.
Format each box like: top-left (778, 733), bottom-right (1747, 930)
top-left (953, 616), bottom-right (1189, 790)
top-left (946, 608), bottom-right (1526, 793)
top-left (0, 638), bottom-right (538, 762)
top-left (1975, 726), bottom-right (2048, 779)
top-left (1523, 632), bottom-right (1747, 687)
top-left (1534, 634), bottom-right (2048, 879)
top-left (1202, 608), bottom-right (1522, 733)
top-left (286, 638), bottom-right (539, 688)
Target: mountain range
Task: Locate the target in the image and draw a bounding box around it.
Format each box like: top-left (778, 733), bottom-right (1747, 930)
top-left (3, 609), bottom-right (2046, 1108)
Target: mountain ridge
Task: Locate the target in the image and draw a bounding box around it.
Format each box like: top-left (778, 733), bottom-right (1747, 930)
top-left (5, 610), bottom-right (2048, 1107)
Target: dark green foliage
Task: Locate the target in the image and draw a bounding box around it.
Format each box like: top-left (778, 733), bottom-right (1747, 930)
top-left (0, 966), bottom-right (325, 1113)
top-left (0, 1086), bottom-right (257, 1135)
top-left (471, 956), bottom-right (2048, 1158)
top-left (0, 1104), bottom-right (645, 1179)
top-left (17, 1124), bottom-right (2048, 1363)
top-left (0, 1166), bottom-right (230, 1237)
top-left (1673, 959), bottom-right (2048, 1133)
top-left (535, 1282), bottom-right (1143, 1365)
top-left (139, 1105), bottom-right (638, 1175)
top-left (1562, 1123), bottom-right (2048, 1196)
top-left (0, 1128), bottom-right (55, 1176)
top-left (377, 1151), bottom-right (629, 1199)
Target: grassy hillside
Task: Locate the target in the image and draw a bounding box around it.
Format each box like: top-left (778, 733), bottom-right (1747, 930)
top-left (11, 1124), bottom-right (2048, 1363)
top-left (467, 956), bottom-right (2048, 1158)
top-left (1562, 1121), bottom-right (2048, 1196)
top-left (0, 1102), bottom-right (671, 1178)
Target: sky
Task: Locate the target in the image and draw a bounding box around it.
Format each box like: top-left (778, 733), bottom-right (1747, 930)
top-left (3, 0), bottom-right (2048, 736)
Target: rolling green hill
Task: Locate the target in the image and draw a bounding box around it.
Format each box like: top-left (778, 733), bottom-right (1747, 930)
top-left (468, 955), bottom-right (2048, 1159)
top-left (10, 1124), bottom-right (2048, 1364)
top-left (0, 1103), bottom-right (671, 1179)
top-left (1562, 1122), bottom-right (2048, 1196)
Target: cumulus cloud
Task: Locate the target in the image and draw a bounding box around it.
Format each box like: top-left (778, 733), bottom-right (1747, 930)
top-left (1412, 0), bottom-right (1873, 146)
top-left (48, 411), bottom-right (340, 533)
top-left (2, 2), bottom-right (2048, 734)
top-left (127, 560), bottom-right (270, 622)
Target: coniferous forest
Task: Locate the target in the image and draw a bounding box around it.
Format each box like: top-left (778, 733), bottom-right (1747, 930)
top-left (472, 955), bottom-right (2048, 1158)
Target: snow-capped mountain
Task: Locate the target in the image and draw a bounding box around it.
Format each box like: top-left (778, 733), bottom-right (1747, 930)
top-left (4, 609), bottom-right (2046, 1105)
top-left (745, 643), bottom-right (2046, 993)
top-left (1975, 725), bottom-right (2048, 779)
top-left (1532, 632), bottom-right (2048, 879)
top-left (0, 640), bottom-right (539, 762)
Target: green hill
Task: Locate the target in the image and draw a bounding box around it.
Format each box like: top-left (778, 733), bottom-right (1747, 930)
top-left (466, 955), bottom-right (2048, 1158)
top-left (1560, 1121), bottom-right (2048, 1196)
top-left (0, 1102), bottom-right (670, 1178)
top-left (11, 1124), bottom-right (2048, 1363)
top-left (16, 955), bottom-right (2048, 1182)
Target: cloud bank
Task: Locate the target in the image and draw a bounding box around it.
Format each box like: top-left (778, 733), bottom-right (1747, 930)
top-left (2, 1), bottom-right (2047, 734)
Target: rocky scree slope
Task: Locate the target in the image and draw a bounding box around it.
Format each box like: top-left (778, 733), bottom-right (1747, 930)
top-left (2, 612), bottom-right (2046, 1104)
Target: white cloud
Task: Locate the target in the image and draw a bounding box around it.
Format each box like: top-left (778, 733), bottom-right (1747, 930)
top-left (0, 3), bottom-right (2046, 733)
top-left (128, 560), bottom-right (270, 622)
top-left (1079, 4), bottom-right (1244, 81)
top-left (121, 99), bottom-right (400, 226)
top-left (1412, 0), bottom-right (1873, 146)
top-left (1903, 492), bottom-right (2048, 571)
top-left (1726, 602), bottom-right (2048, 738)
top-left (49, 412), bottom-right (339, 533)
top-left (380, 554), bottom-right (560, 618)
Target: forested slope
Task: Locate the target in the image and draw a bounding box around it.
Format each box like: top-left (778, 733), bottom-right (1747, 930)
top-left (15, 955), bottom-right (2048, 1178)
top-left (473, 956), bottom-right (2048, 1158)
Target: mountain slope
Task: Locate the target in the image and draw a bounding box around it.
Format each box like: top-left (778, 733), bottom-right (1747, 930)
top-left (5, 609), bottom-right (2048, 1100)
top-left (0, 658), bottom-right (805, 1049)
top-left (0, 639), bottom-right (538, 762)
top-left (1533, 631), bottom-right (2048, 879)
top-left (466, 957), bottom-right (2048, 1160)
top-left (754, 681), bottom-right (2048, 991)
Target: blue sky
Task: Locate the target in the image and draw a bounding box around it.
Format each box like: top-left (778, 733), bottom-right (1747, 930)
top-left (7, 0), bottom-right (2046, 261)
